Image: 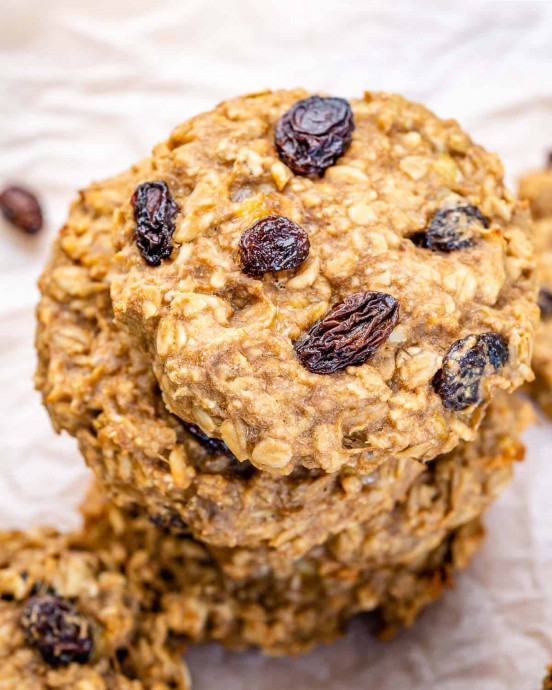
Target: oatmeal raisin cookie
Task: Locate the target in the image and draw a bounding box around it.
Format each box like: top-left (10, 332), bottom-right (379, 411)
top-left (0, 526), bottom-right (190, 689)
top-left (109, 89), bottom-right (537, 474)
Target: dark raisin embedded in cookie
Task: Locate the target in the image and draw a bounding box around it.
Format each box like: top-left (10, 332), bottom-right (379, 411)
top-left (148, 510), bottom-right (189, 533)
top-left (20, 594), bottom-right (93, 666)
top-left (275, 96), bottom-right (354, 176)
top-left (222, 458), bottom-right (256, 479)
top-left (432, 332), bottom-right (508, 411)
top-left (414, 205), bottom-right (489, 252)
top-left (538, 288), bottom-right (552, 318)
top-left (183, 421), bottom-right (236, 457)
top-left (131, 181), bottom-right (179, 266)
top-left (408, 231), bottom-right (429, 248)
top-left (239, 215), bottom-right (310, 277)
top-left (294, 291), bottom-right (399, 374)
top-left (183, 422), bottom-right (256, 478)
top-left (0, 185), bottom-right (43, 234)
top-left (482, 332), bottom-right (509, 369)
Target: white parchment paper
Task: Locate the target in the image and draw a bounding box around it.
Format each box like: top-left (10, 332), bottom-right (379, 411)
top-left (1, 1), bottom-right (551, 687)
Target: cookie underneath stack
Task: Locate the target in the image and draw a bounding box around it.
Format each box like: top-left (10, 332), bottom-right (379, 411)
top-left (0, 524), bottom-right (190, 689)
top-left (29, 90), bottom-right (538, 684)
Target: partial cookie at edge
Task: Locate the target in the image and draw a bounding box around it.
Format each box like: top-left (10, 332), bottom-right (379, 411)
top-left (519, 163), bottom-right (552, 415)
top-left (0, 526), bottom-right (190, 690)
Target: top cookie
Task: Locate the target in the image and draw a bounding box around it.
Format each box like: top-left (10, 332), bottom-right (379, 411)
top-left (111, 89), bottom-right (537, 474)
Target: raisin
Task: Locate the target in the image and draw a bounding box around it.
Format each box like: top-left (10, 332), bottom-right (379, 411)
top-left (186, 423), bottom-right (256, 479)
top-left (148, 510), bottom-right (189, 533)
top-left (432, 332), bottom-right (508, 411)
top-left (131, 181), bottom-right (179, 266)
top-left (224, 459), bottom-right (256, 479)
top-left (20, 595), bottom-right (93, 666)
top-left (538, 288), bottom-right (552, 318)
top-left (239, 215), bottom-right (310, 277)
top-left (275, 96), bottom-right (354, 176)
top-left (408, 231), bottom-right (429, 248)
top-left (413, 205), bottom-right (489, 252)
top-left (483, 332), bottom-right (509, 369)
top-left (0, 185), bottom-right (43, 234)
top-left (294, 292), bottom-right (399, 374)
top-left (183, 422), bottom-right (235, 457)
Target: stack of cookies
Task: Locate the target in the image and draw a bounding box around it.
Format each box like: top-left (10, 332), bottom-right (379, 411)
top-left (5, 90), bottom-right (541, 687)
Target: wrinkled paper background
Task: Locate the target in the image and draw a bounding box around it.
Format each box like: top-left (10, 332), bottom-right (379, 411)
top-left (1, 1), bottom-right (552, 687)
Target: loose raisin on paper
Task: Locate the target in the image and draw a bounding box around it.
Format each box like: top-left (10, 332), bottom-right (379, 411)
top-left (21, 595), bottom-right (93, 666)
top-left (131, 180), bottom-right (179, 266)
top-left (0, 185), bottom-right (43, 234)
top-left (275, 96), bottom-right (354, 176)
top-left (432, 332), bottom-right (508, 411)
top-left (413, 205), bottom-right (489, 252)
top-left (538, 288), bottom-right (552, 318)
top-left (239, 215), bottom-right (310, 277)
top-left (294, 292), bottom-right (399, 374)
